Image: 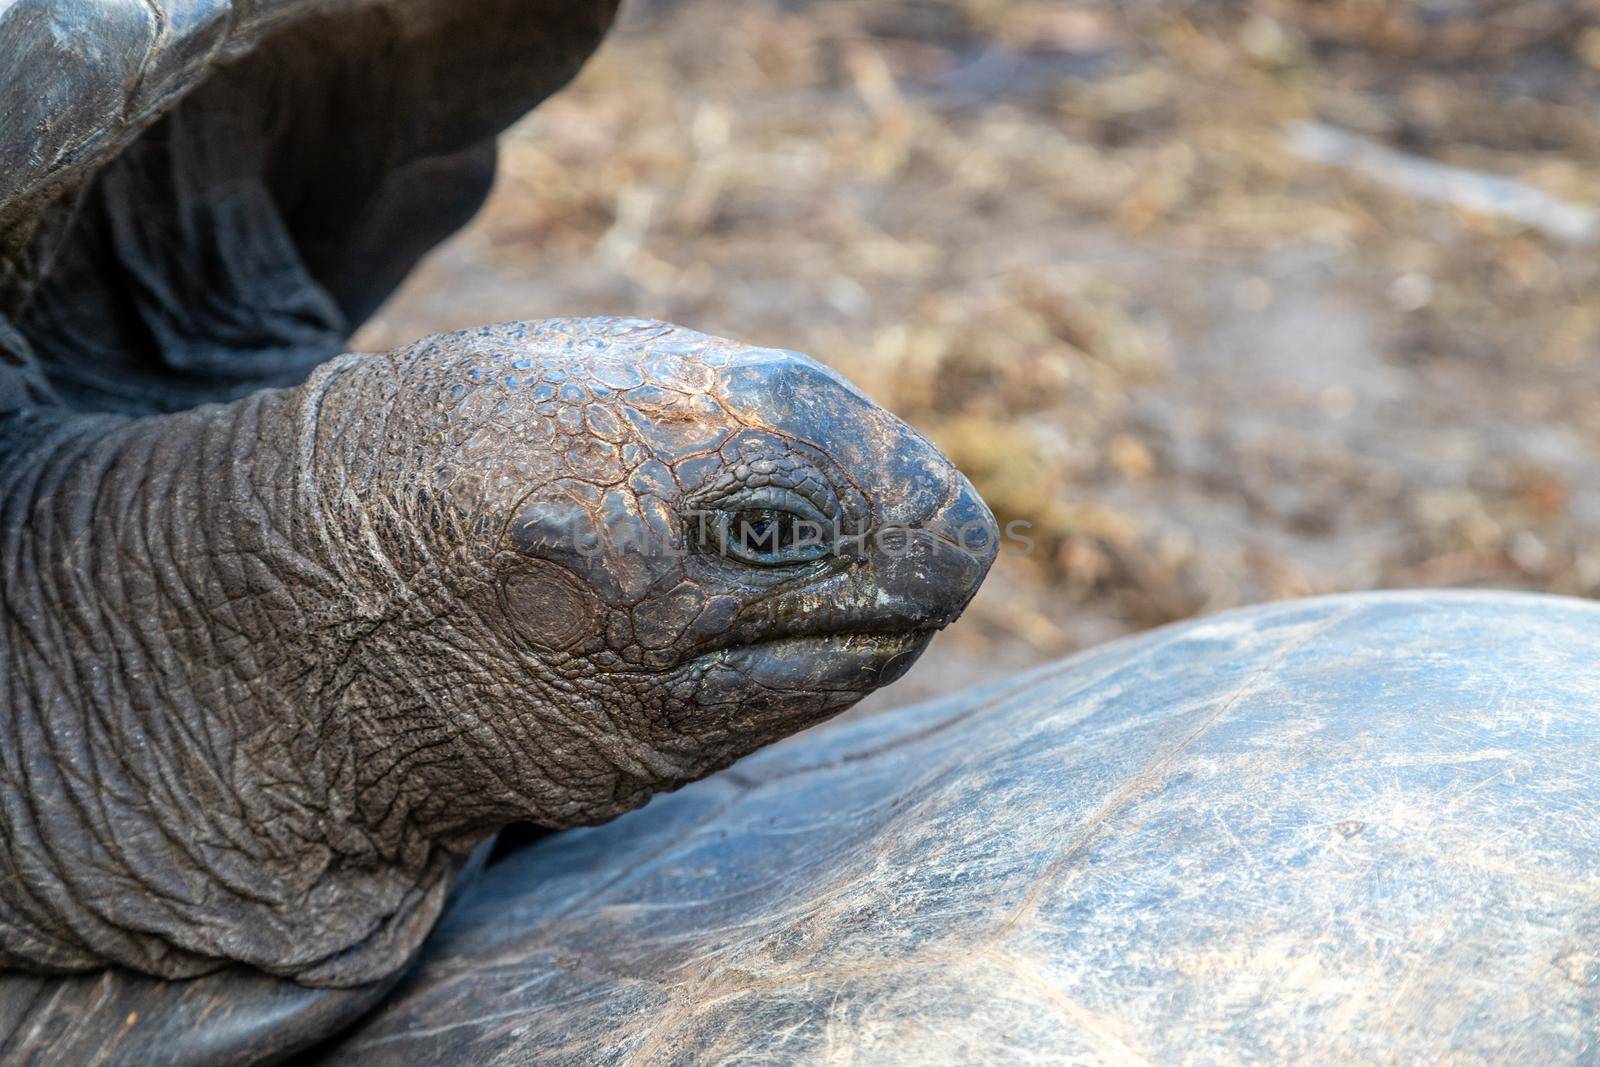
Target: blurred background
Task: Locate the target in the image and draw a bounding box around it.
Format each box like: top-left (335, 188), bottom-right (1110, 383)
top-left (355, 0), bottom-right (1600, 709)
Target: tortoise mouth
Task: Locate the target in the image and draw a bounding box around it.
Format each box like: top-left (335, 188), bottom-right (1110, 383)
top-left (697, 629), bottom-right (935, 694)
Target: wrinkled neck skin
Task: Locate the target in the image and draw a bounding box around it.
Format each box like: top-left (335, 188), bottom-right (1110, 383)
top-left (0, 358), bottom-right (505, 986)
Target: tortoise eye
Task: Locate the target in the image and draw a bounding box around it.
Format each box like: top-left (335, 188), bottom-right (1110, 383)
top-left (735, 508), bottom-right (791, 555)
top-left (702, 507), bottom-right (831, 567)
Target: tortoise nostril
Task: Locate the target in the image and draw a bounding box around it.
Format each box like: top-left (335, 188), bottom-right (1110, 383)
top-left (943, 479), bottom-right (1001, 567)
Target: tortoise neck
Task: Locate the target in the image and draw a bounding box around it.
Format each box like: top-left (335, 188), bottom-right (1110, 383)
top-left (0, 376), bottom-right (467, 985)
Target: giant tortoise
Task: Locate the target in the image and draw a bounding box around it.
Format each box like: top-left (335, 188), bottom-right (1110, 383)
top-left (0, 0), bottom-right (996, 1058)
top-left (0, 0), bottom-right (1595, 1064)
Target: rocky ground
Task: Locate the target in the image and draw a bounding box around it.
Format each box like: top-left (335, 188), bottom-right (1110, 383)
top-left (354, 0), bottom-right (1600, 709)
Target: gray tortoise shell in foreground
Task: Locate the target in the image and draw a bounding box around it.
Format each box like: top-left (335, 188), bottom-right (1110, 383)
top-left (0, 0), bottom-right (995, 1061)
top-left (328, 590), bottom-right (1600, 1064)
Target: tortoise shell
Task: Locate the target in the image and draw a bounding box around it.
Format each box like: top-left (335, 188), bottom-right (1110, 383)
top-left (329, 591), bottom-right (1600, 1064)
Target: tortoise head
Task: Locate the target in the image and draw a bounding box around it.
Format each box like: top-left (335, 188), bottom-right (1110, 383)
top-left (315, 318), bottom-right (996, 828)
top-left (0, 0), bottom-right (996, 994)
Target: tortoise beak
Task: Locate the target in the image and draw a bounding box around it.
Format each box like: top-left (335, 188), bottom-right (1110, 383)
top-left (715, 630), bottom-right (935, 694)
top-left (872, 474), bottom-right (999, 631)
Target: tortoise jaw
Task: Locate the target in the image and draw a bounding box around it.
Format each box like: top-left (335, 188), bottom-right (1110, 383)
top-left (704, 629), bottom-right (935, 694)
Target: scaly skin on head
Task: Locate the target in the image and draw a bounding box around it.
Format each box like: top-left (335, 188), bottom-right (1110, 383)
top-left (0, 318), bottom-right (996, 987)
